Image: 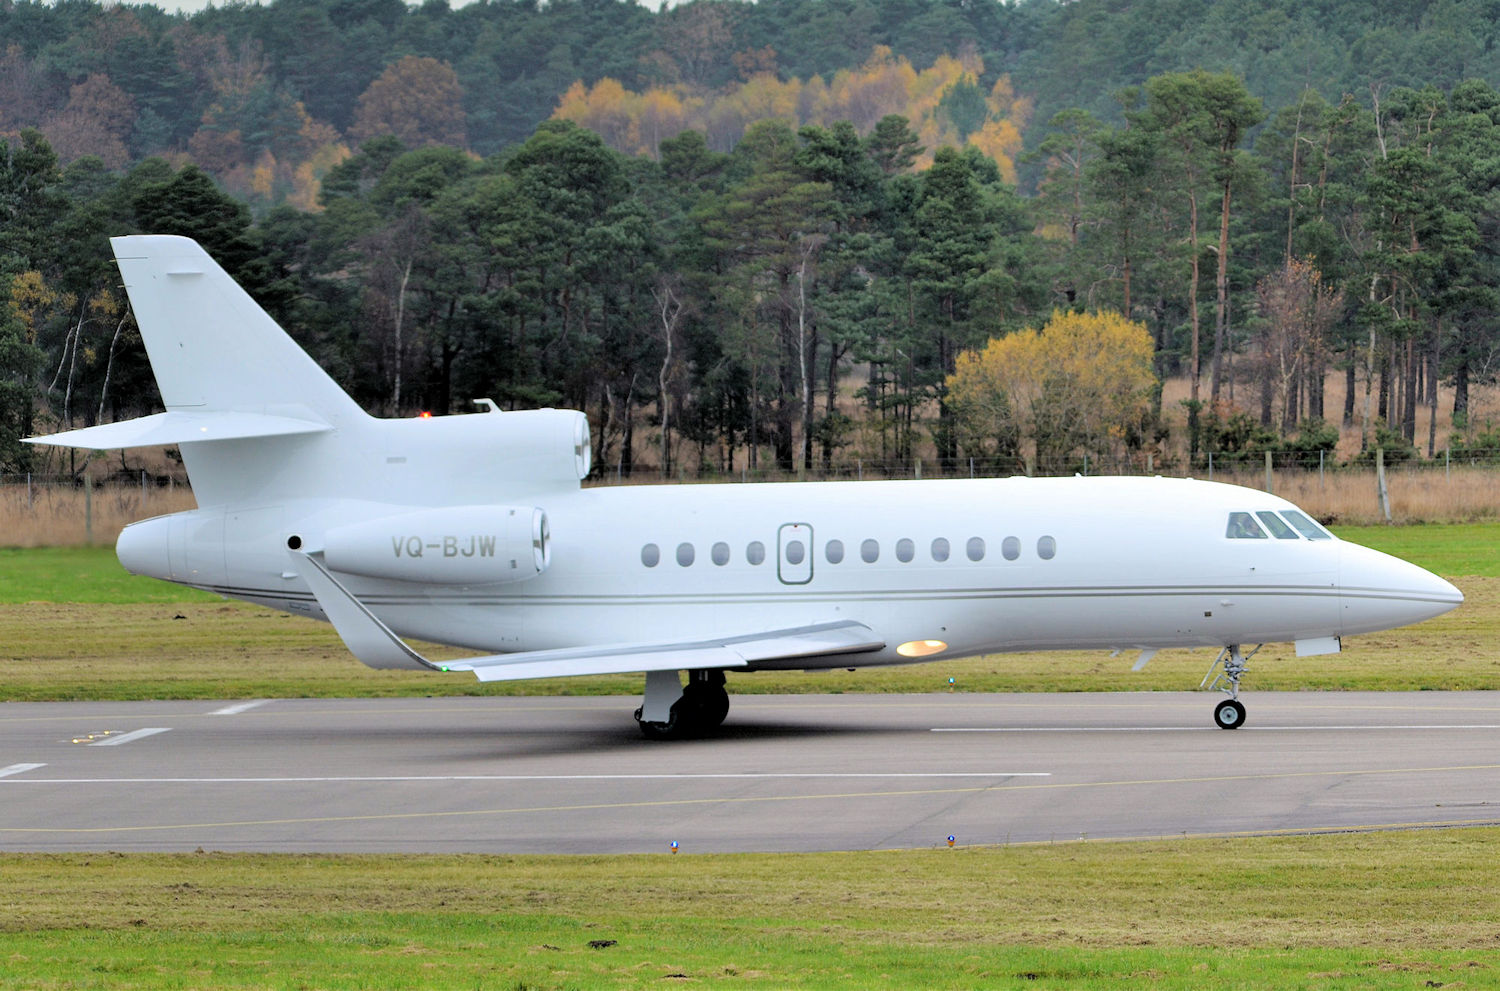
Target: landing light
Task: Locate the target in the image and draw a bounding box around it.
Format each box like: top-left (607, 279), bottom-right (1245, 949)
top-left (897, 639), bottom-right (948, 658)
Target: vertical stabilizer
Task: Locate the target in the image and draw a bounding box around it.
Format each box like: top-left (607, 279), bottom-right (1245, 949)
top-left (111, 235), bottom-right (366, 427)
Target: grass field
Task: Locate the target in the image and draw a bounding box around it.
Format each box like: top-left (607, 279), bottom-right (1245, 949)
top-left (0, 523), bottom-right (1494, 700)
top-left (1, 832), bottom-right (1498, 989)
top-left (2, 525), bottom-right (1496, 989)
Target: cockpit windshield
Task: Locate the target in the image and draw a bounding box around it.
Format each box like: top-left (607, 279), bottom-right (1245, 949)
top-left (1226, 512), bottom-right (1267, 539)
top-left (1226, 509), bottom-right (1335, 540)
top-left (1256, 511), bottom-right (1298, 539)
top-left (1280, 509), bottom-right (1333, 540)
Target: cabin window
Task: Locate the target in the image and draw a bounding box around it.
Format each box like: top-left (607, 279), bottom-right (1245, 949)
top-left (641, 543), bottom-right (660, 567)
top-left (966, 537), bottom-right (986, 561)
top-left (711, 541), bottom-right (730, 565)
top-left (747, 541), bottom-right (766, 565)
top-left (826, 539), bottom-right (845, 564)
top-left (896, 538), bottom-right (915, 563)
top-left (861, 539), bottom-right (880, 563)
top-left (1281, 510), bottom-right (1333, 540)
top-left (931, 537), bottom-right (950, 562)
top-left (1037, 535), bottom-right (1057, 560)
top-left (1226, 512), bottom-right (1268, 539)
top-left (676, 542), bottom-right (695, 566)
top-left (1256, 511), bottom-right (1299, 539)
top-left (785, 540), bottom-right (806, 565)
top-left (1002, 536), bottom-right (1020, 561)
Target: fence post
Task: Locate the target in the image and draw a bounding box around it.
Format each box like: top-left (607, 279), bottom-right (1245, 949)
top-left (141, 469), bottom-right (147, 508)
top-left (969, 457), bottom-right (974, 479)
top-left (1264, 450), bottom-right (1274, 493)
top-left (1319, 449), bottom-right (1324, 489)
top-left (1445, 447), bottom-right (1450, 482)
top-left (914, 458), bottom-right (922, 480)
top-left (1083, 453), bottom-right (1088, 476)
top-left (1376, 448), bottom-right (1391, 522)
top-left (1146, 452), bottom-right (1154, 475)
top-left (84, 478), bottom-right (93, 546)
top-left (857, 459), bottom-right (862, 482)
top-left (27, 472), bottom-right (32, 512)
top-left (1025, 452), bottom-right (1035, 477)
top-left (1208, 451), bottom-right (1214, 480)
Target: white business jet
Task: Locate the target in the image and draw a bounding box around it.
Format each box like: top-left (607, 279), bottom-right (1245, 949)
top-left (28, 236), bottom-right (1463, 738)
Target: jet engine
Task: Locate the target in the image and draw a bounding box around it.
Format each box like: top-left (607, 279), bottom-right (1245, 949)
top-left (318, 505), bottom-right (550, 585)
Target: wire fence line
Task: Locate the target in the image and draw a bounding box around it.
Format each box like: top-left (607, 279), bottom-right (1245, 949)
top-left (5, 448), bottom-right (1500, 493)
top-left (593, 447), bottom-right (1500, 483)
top-left (5, 446), bottom-right (1500, 547)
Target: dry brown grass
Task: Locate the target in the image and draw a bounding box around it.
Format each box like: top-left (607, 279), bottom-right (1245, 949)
top-left (2, 461), bottom-right (1496, 550)
top-left (0, 480), bottom-right (197, 547)
top-left (1196, 463), bottom-right (1500, 524)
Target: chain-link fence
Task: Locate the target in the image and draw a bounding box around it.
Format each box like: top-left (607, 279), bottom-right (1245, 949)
top-left (6, 448), bottom-right (1498, 546)
top-left (1, 471), bottom-right (194, 547)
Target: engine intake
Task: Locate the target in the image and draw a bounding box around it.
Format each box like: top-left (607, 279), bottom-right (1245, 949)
top-left (322, 505), bottom-right (549, 585)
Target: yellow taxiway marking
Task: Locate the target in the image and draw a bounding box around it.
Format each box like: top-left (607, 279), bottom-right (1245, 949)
top-left (3, 762), bottom-right (1498, 835)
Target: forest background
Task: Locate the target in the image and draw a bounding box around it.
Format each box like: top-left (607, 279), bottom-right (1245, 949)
top-left (4, 0), bottom-right (1500, 480)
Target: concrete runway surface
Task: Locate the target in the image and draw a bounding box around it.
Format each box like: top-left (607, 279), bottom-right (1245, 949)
top-left (1, 692), bottom-right (1497, 853)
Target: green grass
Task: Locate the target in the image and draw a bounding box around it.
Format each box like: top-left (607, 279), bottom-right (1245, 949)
top-left (1330, 520), bottom-right (1500, 575)
top-left (0, 526), bottom-right (1495, 700)
top-left (1, 832), bottom-right (1497, 988)
top-left (0, 546), bottom-right (220, 604)
top-left (4, 532), bottom-right (1497, 988)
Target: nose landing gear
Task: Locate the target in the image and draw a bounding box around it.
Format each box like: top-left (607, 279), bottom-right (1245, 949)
top-left (1202, 644), bottom-right (1259, 730)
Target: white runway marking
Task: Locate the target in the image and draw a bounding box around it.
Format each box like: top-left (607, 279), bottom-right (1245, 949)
top-left (0, 771), bottom-right (1051, 784)
top-left (209, 701), bottom-right (271, 716)
top-left (0, 763), bottom-right (45, 778)
top-left (87, 728), bottom-right (171, 747)
top-left (932, 725), bottom-right (1500, 733)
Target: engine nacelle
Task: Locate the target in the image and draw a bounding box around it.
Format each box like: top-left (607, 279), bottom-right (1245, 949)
top-left (319, 505), bottom-right (549, 585)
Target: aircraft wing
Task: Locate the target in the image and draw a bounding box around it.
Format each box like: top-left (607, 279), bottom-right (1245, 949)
top-left (445, 621), bottom-right (886, 682)
top-left (294, 551), bottom-right (884, 679)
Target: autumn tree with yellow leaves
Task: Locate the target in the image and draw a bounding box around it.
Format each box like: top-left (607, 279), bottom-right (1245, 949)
top-left (948, 310), bottom-right (1157, 470)
top-left (553, 47), bottom-right (1029, 174)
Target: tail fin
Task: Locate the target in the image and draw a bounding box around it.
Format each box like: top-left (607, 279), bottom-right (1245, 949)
top-left (111, 235), bottom-right (366, 426)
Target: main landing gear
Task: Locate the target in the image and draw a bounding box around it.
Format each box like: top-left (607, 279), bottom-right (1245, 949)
top-left (635, 669), bottom-right (730, 740)
top-left (1201, 644), bottom-right (1260, 730)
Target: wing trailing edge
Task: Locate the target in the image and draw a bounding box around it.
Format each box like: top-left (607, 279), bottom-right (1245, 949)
top-left (292, 551), bottom-right (884, 680)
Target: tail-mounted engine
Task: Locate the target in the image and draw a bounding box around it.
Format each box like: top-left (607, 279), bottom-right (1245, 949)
top-left (318, 505), bottom-right (550, 585)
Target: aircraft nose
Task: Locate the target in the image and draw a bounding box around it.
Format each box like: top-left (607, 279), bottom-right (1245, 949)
top-left (1338, 541), bottom-right (1463, 636)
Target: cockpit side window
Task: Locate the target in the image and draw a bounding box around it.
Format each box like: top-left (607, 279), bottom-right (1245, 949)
top-left (1256, 511), bottom-right (1299, 539)
top-left (1281, 509), bottom-right (1334, 540)
top-left (1226, 512), bottom-right (1268, 539)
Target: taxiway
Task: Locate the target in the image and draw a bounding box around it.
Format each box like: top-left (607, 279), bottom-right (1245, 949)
top-left (1, 692), bottom-right (1497, 852)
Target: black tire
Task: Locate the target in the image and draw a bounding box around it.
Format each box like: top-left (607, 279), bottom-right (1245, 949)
top-left (1213, 698), bottom-right (1246, 730)
top-left (637, 710), bottom-right (681, 740)
top-left (688, 685), bottom-right (730, 729)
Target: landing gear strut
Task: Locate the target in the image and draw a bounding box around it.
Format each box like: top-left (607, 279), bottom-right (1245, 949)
top-left (635, 669), bottom-right (729, 740)
top-left (1201, 644), bottom-right (1259, 730)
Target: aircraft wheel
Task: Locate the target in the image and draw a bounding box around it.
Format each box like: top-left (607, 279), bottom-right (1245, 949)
top-left (1213, 698), bottom-right (1246, 730)
top-left (636, 706), bottom-right (682, 741)
top-left (685, 683), bottom-right (730, 729)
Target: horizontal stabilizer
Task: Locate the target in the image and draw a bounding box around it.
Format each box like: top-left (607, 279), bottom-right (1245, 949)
top-left (25, 411), bottom-right (332, 450)
top-left (291, 550), bottom-right (883, 679)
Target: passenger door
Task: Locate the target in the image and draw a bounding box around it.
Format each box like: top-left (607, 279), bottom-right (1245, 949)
top-left (777, 523), bottom-right (813, 585)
